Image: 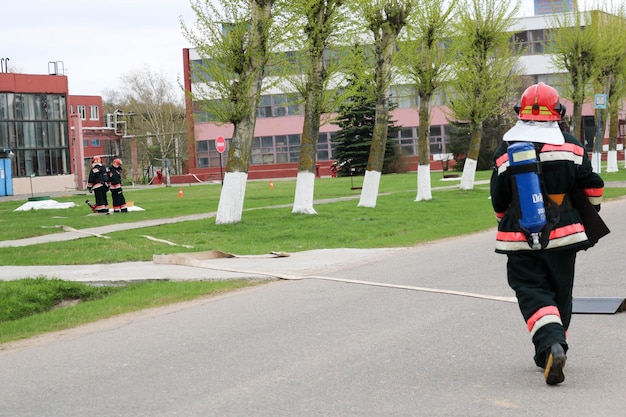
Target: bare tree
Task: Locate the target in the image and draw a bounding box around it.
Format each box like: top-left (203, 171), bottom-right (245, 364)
top-left (358, 0), bottom-right (411, 208)
top-left (104, 67), bottom-right (186, 185)
top-left (397, 0), bottom-right (458, 202)
top-left (182, 0), bottom-right (276, 224)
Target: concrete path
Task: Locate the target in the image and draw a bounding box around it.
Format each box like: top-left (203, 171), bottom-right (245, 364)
top-left (0, 198), bottom-right (625, 416)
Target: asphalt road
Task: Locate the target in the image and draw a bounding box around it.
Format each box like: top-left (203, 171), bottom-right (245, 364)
top-left (1, 199), bottom-right (626, 416)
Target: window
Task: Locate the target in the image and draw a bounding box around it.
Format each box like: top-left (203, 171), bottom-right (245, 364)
top-left (77, 105), bottom-right (86, 120)
top-left (257, 96), bottom-right (272, 118)
top-left (89, 105), bottom-right (99, 121)
top-left (197, 157), bottom-right (209, 168)
top-left (275, 135), bottom-right (289, 162)
top-left (249, 134), bottom-right (303, 164)
top-left (429, 125), bottom-right (449, 155)
top-left (83, 139), bottom-right (89, 147)
top-left (512, 31), bottom-right (528, 53)
top-left (195, 139), bottom-right (230, 168)
top-left (317, 133), bottom-right (332, 161)
top-left (530, 29), bottom-right (550, 54)
top-left (196, 141), bottom-right (209, 152)
top-left (389, 85), bottom-right (418, 109)
top-left (91, 139), bottom-right (101, 147)
top-left (1, 92), bottom-right (69, 177)
top-left (395, 127), bottom-right (417, 156)
top-left (257, 94), bottom-right (302, 118)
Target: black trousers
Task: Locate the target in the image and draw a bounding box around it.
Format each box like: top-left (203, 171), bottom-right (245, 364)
top-left (93, 187), bottom-right (109, 213)
top-left (506, 250), bottom-right (576, 366)
top-left (111, 188), bottom-right (127, 212)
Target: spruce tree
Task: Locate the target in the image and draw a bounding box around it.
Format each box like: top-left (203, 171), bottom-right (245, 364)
top-left (332, 64), bottom-right (400, 177)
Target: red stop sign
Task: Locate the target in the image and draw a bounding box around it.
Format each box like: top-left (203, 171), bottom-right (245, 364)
top-left (215, 136), bottom-right (226, 153)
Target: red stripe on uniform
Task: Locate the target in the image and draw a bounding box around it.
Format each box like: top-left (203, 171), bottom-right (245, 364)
top-left (495, 153), bottom-right (509, 168)
top-left (496, 230), bottom-right (527, 242)
top-left (584, 187), bottom-right (604, 198)
top-left (527, 306), bottom-right (561, 332)
top-left (549, 223), bottom-right (584, 239)
top-left (541, 142), bottom-right (584, 156)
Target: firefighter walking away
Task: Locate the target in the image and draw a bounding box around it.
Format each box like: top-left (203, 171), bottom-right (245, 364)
top-left (490, 83), bottom-right (606, 385)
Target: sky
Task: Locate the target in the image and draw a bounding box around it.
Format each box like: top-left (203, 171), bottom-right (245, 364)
top-left (0, 0), bottom-right (609, 99)
top-left (2, 0), bottom-right (197, 97)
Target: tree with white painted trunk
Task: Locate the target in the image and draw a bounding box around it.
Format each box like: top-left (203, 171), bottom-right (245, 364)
top-left (182, 0), bottom-right (275, 224)
top-left (280, 0), bottom-right (353, 214)
top-left (446, 0), bottom-right (520, 191)
top-left (397, 0), bottom-right (458, 202)
top-left (332, 47), bottom-right (401, 177)
top-left (591, 5), bottom-right (626, 173)
top-left (548, 8), bottom-right (602, 144)
top-left (358, 0), bottom-right (411, 208)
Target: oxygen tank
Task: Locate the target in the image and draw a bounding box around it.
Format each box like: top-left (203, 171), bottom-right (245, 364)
top-left (507, 142), bottom-right (546, 250)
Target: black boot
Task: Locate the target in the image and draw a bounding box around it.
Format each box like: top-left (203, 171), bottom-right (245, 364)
top-left (544, 343), bottom-right (566, 385)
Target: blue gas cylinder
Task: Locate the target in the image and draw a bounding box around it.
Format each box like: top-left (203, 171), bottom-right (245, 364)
top-left (507, 142), bottom-right (546, 247)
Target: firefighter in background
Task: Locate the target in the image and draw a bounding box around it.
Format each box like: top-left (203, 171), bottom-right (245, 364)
top-left (109, 158), bottom-right (128, 213)
top-left (490, 83), bottom-right (605, 385)
top-left (330, 161), bottom-right (338, 177)
top-left (86, 156), bottom-right (110, 214)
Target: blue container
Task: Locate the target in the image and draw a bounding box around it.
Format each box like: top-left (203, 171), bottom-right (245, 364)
top-left (0, 159), bottom-right (6, 197)
top-left (3, 158), bottom-right (13, 196)
top-left (507, 142), bottom-right (546, 235)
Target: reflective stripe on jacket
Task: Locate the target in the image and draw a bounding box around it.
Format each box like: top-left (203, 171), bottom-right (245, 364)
top-left (490, 132), bottom-right (604, 253)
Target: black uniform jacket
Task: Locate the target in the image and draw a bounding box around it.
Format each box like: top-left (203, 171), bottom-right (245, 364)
top-left (490, 132), bottom-right (604, 253)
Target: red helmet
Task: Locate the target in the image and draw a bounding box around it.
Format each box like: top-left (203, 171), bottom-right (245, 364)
top-left (515, 82), bottom-right (566, 121)
top-left (92, 156), bottom-right (102, 165)
top-left (113, 158), bottom-right (122, 167)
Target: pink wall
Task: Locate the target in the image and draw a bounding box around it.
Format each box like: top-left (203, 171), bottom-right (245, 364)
top-left (193, 106), bottom-right (456, 142)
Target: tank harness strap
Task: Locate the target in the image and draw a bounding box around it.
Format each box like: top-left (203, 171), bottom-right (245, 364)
top-left (504, 142), bottom-right (566, 249)
top-left (535, 149), bottom-right (561, 249)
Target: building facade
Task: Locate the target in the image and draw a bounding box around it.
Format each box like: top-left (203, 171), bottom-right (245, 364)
top-left (0, 71), bottom-right (121, 195)
top-left (534, 0), bottom-right (575, 16)
top-left (181, 12), bottom-right (615, 182)
top-left (70, 94), bottom-right (123, 178)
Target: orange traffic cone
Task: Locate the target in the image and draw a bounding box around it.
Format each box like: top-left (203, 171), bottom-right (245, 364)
top-left (178, 187), bottom-right (184, 198)
top-left (269, 180), bottom-right (274, 189)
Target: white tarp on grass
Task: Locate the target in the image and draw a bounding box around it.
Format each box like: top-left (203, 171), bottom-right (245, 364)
top-left (14, 200), bottom-right (145, 212)
top-left (14, 200), bottom-right (79, 211)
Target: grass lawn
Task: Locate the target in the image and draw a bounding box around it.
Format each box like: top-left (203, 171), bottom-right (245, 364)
top-left (1, 168), bottom-right (625, 345)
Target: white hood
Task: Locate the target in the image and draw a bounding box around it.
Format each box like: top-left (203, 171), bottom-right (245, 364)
top-left (503, 120), bottom-right (565, 145)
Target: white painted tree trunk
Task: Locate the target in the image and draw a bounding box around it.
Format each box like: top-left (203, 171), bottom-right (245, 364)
top-left (292, 171), bottom-right (317, 214)
top-left (358, 170), bottom-right (381, 208)
top-left (459, 158), bottom-right (477, 190)
top-left (591, 151), bottom-right (601, 174)
top-left (215, 171), bottom-right (248, 225)
top-left (606, 150), bottom-right (618, 173)
top-left (415, 164), bottom-right (432, 201)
